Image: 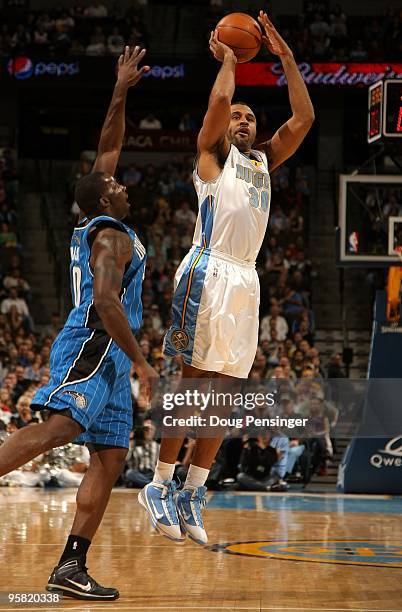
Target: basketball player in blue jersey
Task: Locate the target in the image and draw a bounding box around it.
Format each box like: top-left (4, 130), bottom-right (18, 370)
top-left (139, 12), bottom-right (314, 544)
top-left (0, 46), bottom-right (157, 600)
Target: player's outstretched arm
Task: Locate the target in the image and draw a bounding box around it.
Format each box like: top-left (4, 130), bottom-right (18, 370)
top-left (90, 226), bottom-right (158, 398)
top-left (258, 11), bottom-right (315, 172)
top-left (93, 45), bottom-right (150, 176)
top-left (197, 31), bottom-right (236, 181)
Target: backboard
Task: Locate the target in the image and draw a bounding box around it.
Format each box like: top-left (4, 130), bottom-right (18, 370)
top-left (338, 174), bottom-right (402, 266)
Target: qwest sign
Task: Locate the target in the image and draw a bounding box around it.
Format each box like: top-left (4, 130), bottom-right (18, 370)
top-left (236, 62), bottom-right (402, 87)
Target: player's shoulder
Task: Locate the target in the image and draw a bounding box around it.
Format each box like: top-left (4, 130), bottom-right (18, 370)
top-left (251, 148), bottom-right (268, 167)
top-left (87, 217), bottom-right (133, 253)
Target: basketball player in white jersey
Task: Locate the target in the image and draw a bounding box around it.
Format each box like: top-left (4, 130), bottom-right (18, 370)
top-left (139, 11), bottom-right (314, 544)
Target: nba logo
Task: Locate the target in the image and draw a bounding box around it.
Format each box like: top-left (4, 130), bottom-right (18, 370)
top-left (348, 231), bottom-right (359, 253)
top-left (7, 57), bottom-right (33, 80)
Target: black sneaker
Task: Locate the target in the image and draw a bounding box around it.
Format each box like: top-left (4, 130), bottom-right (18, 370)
top-left (46, 558), bottom-right (119, 601)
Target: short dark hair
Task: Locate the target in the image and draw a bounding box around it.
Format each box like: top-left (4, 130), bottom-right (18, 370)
top-left (231, 100), bottom-right (251, 107)
top-left (231, 100), bottom-right (255, 114)
top-left (74, 172), bottom-right (108, 216)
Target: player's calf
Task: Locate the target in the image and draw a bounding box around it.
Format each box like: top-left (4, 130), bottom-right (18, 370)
top-left (0, 414), bottom-right (82, 477)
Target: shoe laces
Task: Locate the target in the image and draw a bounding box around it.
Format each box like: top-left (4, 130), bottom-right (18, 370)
top-left (187, 486), bottom-right (207, 527)
top-left (160, 480), bottom-right (178, 523)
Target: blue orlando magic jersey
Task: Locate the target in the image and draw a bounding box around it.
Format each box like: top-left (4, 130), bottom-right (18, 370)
top-left (65, 215), bottom-right (146, 332)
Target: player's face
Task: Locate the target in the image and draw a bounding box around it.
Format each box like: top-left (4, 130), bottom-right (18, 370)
top-left (228, 105), bottom-right (257, 152)
top-left (102, 176), bottom-right (130, 219)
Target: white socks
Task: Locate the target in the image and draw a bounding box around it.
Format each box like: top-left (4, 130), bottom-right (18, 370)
top-left (152, 461), bottom-right (209, 488)
top-left (184, 464), bottom-right (209, 489)
top-left (153, 460), bottom-right (175, 484)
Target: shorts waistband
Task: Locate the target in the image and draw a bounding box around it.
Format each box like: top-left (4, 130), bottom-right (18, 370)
top-left (192, 245), bottom-right (256, 268)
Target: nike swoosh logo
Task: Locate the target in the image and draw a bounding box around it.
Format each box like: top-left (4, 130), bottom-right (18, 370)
top-left (182, 511), bottom-right (192, 521)
top-left (66, 578), bottom-right (92, 592)
top-left (150, 498), bottom-right (164, 521)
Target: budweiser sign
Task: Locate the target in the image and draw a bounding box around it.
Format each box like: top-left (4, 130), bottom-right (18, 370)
top-left (236, 62), bottom-right (402, 87)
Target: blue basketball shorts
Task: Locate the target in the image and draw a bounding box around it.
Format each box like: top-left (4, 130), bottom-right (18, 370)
top-left (32, 326), bottom-right (132, 449)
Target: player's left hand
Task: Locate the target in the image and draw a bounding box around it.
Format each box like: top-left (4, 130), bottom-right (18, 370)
top-left (117, 45), bottom-right (150, 88)
top-left (135, 361), bottom-right (159, 403)
top-left (258, 10), bottom-right (293, 57)
top-left (209, 29), bottom-right (237, 63)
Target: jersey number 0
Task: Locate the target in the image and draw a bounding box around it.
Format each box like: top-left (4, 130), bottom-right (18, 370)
top-left (72, 265), bottom-right (82, 307)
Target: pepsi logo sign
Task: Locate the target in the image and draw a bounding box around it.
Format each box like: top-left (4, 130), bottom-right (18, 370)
top-left (7, 56), bottom-right (79, 79)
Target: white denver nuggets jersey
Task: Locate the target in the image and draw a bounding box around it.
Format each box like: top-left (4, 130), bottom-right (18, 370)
top-left (192, 144), bottom-right (271, 263)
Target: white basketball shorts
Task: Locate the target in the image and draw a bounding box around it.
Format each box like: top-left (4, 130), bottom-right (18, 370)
top-left (163, 246), bottom-right (260, 378)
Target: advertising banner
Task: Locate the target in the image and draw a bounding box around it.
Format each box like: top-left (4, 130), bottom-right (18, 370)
top-left (236, 62), bottom-right (402, 87)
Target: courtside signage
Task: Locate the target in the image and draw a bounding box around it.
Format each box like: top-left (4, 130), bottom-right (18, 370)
top-left (7, 56), bottom-right (79, 79)
top-left (237, 62), bottom-right (402, 87)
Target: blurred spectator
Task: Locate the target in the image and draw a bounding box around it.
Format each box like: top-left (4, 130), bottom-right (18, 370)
top-left (178, 113), bottom-right (196, 132)
top-left (0, 223), bottom-right (18, 248)
top-left (122, 164), bottom-right (142, 187)
top-left (139, 114), bottom-right (162, 130)
top-left (327, 353), bottom-right (346, 378)
top-left (237, 435), bottom-right (279, 492)
top-left (86, 26), bottom-right (106, 55)
top-left (125, 419), bottom-right (159, 487)
top-left (173, 200), bottom-right (196, 228)
top-left (107, 26), bottom-right (125, 54)
top-left (84, 2), bottom-right (108, 18)
top-left (260, 304), bottom-right (289, 342)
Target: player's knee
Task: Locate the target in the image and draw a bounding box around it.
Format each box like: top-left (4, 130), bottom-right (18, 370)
top-left (104, 450), bottom-right (127, 479)
top-left (45, 415), bottom-right (83, 447)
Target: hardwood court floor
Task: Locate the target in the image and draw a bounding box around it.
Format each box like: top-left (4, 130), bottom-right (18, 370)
top-left (1, 488), bottom-right (402, 611)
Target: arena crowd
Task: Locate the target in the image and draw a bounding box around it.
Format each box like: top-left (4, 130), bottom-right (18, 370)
top-left (0, 1), bottom-right (400, 62)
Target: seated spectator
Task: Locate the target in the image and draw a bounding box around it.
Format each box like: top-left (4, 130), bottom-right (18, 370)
top-left (292, 309), bottom-right (314, 344)
top-left (3, 269), bottom-right (30, 297)
top-left (10, 25), bottom-right (31, 51)
top-left (0, 223), bottom-right (18, 248)
top-left (178, 113), bottom-right (196, 132)
top-left (327, 353), bottom-right (346, 378)
top-left (237, 435), bottom-right (279, 492)
top-left (86, 26), bottom-right (106, 55)
top-left (107, 26), bottom-right (124, 54)
top-left (307, 397), bottom-right (333, 475)
top-left (139, 114), bottom-right (162, 130)
top-left (0, 389), bottom-right (12, 424)
top-left (309, 13), bottom-right (330, 38)
top-left (55, 11), bottom-right (75, 32)
top-left (122, 164), bottom-right (142, 187)
top-left (173, 200), bottom-right (196, 228)
top-left (260, 303), bottom-right (289, 342)
top-left (33, 24), bottom-right (49, 48)
top-left (125, 419), bottom-right (160, 488)
top-left (15, 395), bottom-right (33, 428)
top-left (84, 2), bottom-right (108, 18)
top-left (270, 204), bottom-right (288, 232)
top-left (1, 288), bottom-right (29, 319)
top-left (349, 40), bottom-right (367, 61)
top-left (70, 39), bottom-right (85, 55)
top-left (281, 285), bottom-right (306, 324)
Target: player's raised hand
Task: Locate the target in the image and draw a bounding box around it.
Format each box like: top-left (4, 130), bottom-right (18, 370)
top-left (209, 30), bottom-right (236, 63)
top-left (117, 45), bottom-right (150, 88)
top-left (258, 10), bottom-right (292, 57)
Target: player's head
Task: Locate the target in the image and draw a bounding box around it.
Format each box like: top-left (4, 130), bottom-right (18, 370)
top-left (227, 102), bottom-right (257, 153)
top-left (74, 172), bottom-right (130, 220)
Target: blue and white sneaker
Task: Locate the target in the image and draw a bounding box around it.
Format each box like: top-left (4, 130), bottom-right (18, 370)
top-left (138, 480), bottom-right (184, 542)
top-left (175, 485), bottom-right (208, 545)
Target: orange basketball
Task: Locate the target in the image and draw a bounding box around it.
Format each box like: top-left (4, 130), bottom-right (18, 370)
top-left (216, 12), bottom-right (262, 63)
